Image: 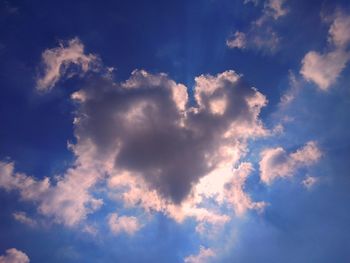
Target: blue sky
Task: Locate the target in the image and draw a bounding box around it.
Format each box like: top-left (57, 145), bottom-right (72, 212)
top-left (1, 0), bottom-right (350, 262)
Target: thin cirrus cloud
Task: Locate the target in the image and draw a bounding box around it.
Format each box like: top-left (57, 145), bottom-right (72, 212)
top-left (259, 141), bottom-right (322, 185)
top-left (226, 0), bottom-right (288, 52)
top-left (0, 248), bottom-right (29, 263)
top-left (300, 11), bottom-right (350, 90)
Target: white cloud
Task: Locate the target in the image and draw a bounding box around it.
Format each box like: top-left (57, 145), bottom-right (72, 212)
top-left (184, 246), bottom-right (215, 263)
top-left (108, 213), bottom-right (141, 235)
top-left (259, 141), bottom-right (322, 184)
top-left (36, 37), bottom-right (99, 91)
top-left (0, 248), bottom-right (29, 263)
top-left (300, 12), bottom-right (350, 90)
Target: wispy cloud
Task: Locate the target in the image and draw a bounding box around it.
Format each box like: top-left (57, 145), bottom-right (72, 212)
top-left (184, 246), bottom-right (215, 263)
top-left (227, 0), bottom-right (288, 52)
top-left (13, 211), bottom-right (37, 227)
top-left (36, 38), bottom-right (100, 91)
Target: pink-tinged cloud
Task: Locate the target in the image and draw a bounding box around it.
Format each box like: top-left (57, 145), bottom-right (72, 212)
top-left (36, 38), bottom-right (99, 91)
top-left (108, 213), bottom-right (141, 235)
top-left (184, 246), bottom-right (215, 263)
top-left (0, 248), bottom-right (29, 263)
top-left (301, 12), bottom-right (350, 90)
top-left (1, 39), bottom-right (272, 234)
top-left (227, 0), bottom-right (288, 52)
top-left (259, 141), bottom-right (322, 184)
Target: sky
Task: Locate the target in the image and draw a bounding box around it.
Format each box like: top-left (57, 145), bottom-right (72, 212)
top-left (0, 0), bottom-right (350, 262)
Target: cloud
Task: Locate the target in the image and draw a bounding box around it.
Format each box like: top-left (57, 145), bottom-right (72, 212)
top-left (300, 12), bottom-right (350, 90)
top-left (184, 246), bottom-right (215, 263)
top-left (1, 39), bottom-right (270, 233)
top-left (72, 69), bottom-right (267, 204)
top-left (226, 28), bottom-right (280, 53)
top-left (328, 11), bottom-right (350, 48)
top-left (36, 38), bottom-right (99, 91)
top-left (300, 49), bottom-right (350, 90)
top-left (0, 248), bottom-right (29, 263)
top-left (244, 0), bottom-right (260, 6)
top-left (0, 159), bottom-right (103, 226)
top-left (302, 176), bottom-right (318, 190)
top-left (224, 163), bottom-right (266, 216)
top-left (13, 211), bottom-right (37, 227)
top-left (259, 141), bottom-right (322, 184)
top-left (279, 71), bottom-right (302, 107)
top-left (108, 213), bottom-right (141, 235)
top-left (226, 31), bottom-right (247, 49)
top-left (263, 0), bottom-right (288, 20)
top-left (227, 0), bottom-right (288, 52)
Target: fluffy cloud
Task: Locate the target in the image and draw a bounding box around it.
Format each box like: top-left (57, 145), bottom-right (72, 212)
top-left (184, 246), bottom-right (215, 263)
top-left (108, 213), bottom-right (141, 235)
top-left (36, 38), bottom-right (99, 91)
top-left (300, 50), bottom-right (349, 90)
top-left (259, 141), bottom-right (322, 184)
top-left (72, 69), bottom-right (267, 204)
top-left (300, 12), bottom-right (350, 90)
top-left (0, 248), bottom-right (29, 263)
top-left (1, 39), bottom-right (270, 233)
top-left (0, 159), bottom-right (103, 226)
